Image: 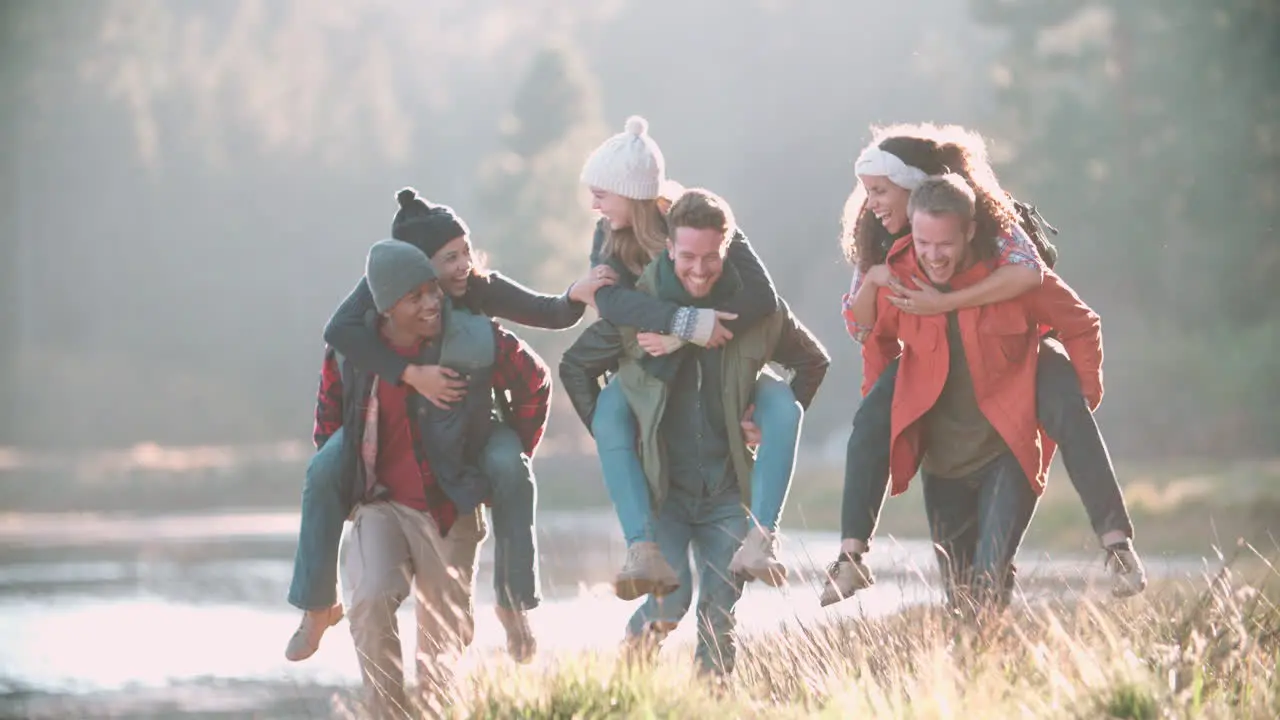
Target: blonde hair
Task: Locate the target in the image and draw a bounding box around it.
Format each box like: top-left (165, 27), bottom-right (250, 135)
top-left (601, 197), bottom-right (669, 276)
top-left (908, 173), bottom-right (976, 221)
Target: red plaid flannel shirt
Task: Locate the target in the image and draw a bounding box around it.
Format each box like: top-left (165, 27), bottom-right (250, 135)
top-left (311, 321), bottom-right (551, 532)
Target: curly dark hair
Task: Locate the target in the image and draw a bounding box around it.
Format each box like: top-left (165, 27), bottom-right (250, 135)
top-left (839, 123), bottom-right (1019, 273)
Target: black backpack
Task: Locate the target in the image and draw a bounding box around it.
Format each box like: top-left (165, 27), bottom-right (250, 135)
top-left (1012, 199), bottom-right (1060, 269)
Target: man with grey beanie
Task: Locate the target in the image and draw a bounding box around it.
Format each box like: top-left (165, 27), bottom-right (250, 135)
top-left (290, 189), bottom-right (569, 669)
top-left (297, 238), bottom-right (552, 715)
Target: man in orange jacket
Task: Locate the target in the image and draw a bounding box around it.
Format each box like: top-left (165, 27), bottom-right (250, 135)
top-left (863, 173), bottom-right (1106, 613)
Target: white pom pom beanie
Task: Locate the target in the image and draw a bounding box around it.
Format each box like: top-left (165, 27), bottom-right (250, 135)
top-left (579, 115), bottom-right (666, 200)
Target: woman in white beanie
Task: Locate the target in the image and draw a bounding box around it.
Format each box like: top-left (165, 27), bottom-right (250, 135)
top-left (569, 116), bottom-right (806, 599)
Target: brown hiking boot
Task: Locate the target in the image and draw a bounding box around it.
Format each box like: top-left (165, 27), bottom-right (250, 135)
top-left (494, 605), bottom-right (537, 664)
top-left (619, 620), bottom-right (676, 666)
top-left (1105, 540), bottom-right (1148, 598)
top-left (729, 526), bottom-right (788, 586)
top-left (614, 541), bottom-right (680, 601)
top-left (818, 553), bottom-right (875, 607)
top-left (284, 604), bottom-right (344, 662)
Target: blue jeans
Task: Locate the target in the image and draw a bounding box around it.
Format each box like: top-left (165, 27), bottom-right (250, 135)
top-left (593, 381), bottom-right (653, 545)
top-left (288, 427), bottom-right (348, 610)
top-left (840, 358), bottom-right (897, 544)
top-left (286, 422), bottom-right (540, 611)
top-left (625, 487), bottom-right (747, 676)
top-left (746, 374), bottom-right (803, 531)
top-left (482, 425), bottom-right (541, 611)
top-left (841, 340), bottom-right (1135, 545)
top-left (593, 374), bottom-right (801, 544)
top-left (922, 452), bottom-right (1039, 611)
top-left (1035, 339), bottom-right (1134, 539)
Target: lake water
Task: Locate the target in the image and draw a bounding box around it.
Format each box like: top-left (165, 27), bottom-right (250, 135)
top-left (0, 507), bottom-right (1213, 718)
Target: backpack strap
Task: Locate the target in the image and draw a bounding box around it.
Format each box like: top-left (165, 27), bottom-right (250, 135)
top-left (1012, 198), bottom-right (1060, 270)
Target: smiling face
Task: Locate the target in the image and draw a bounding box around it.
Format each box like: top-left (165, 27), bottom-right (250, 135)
top-left (385, 280), bottom-right (444, 343)
top-left (589, 187), bottom-right (634, 230)
top-left (430, 235), bottom-right (473, 298)
top-left (910, 211), bottom-right (975, 286)
top-left (859, 174), bottom-right (912, 234)
top-left (669, 226), bottom-right (727, 298)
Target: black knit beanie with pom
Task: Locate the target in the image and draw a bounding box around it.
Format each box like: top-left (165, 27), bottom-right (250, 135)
top-left (390, 187), bottom-right (470, 259)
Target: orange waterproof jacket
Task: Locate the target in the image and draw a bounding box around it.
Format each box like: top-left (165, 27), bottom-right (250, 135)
top-left (862, 236), bottom-right (1104, 496)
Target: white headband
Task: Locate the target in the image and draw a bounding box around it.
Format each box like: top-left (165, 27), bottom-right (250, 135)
top-left (854, 146), bottom-right (929, 191)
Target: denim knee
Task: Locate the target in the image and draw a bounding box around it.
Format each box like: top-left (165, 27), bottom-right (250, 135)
top-left (305, 428), bottom-right (347, 496)
top-left (754, 374), bottom-right (802, 426)
top-left (851, 371), bottom-right (894, 439)
top-left (480, 425), bottom-right (532, 494)
top-left (1036, 341), bottom-right (1090, 420)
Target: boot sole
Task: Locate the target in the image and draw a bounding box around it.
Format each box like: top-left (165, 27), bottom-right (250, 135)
top-left (818, 579), bottom-right (875, 607)
top-left (1111, 576), bottom-right (1148, 598)
top-left (751, 565), bottom-right (789, 587)
top-left (819, 592), bottom-right (851, 608)
top-left (732, 563), bottom-right (789, 587)
top-left (615, 577), bottom-right (680, 601)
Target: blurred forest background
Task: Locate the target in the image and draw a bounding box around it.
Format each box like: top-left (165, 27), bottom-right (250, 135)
top-left (1, 0), bottom-right (1277, 463)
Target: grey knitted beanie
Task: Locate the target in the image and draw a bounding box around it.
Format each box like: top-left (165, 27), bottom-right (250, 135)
top-left (365, 239), bottom-right (438, 313)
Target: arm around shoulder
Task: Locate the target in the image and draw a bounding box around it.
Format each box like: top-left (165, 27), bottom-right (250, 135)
top-left (594, 282), bottom-right (680, 333)
top-left (322, 276), bottom-right (412, 382)
top-left (718, 232), bottom-right (780, 333)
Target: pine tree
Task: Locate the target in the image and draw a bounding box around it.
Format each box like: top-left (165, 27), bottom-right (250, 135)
top-left (971, 0), bottom-right (1280, 453)
top-left (473, 43), bottom-right (606, 293)
top-left (472, 42), bottom-right (607, 451)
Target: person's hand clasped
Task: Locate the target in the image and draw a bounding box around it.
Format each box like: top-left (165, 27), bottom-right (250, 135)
top-left (887, 274), bottom-right (952, 316)
top-left (706, 311), bottom-right (737, 348)
top-left (403, 365), bottom-right (468, 410)
top-left (569, 265), bottom-right (619, 307)
top-left (637, 332), bottom-right (684, 357)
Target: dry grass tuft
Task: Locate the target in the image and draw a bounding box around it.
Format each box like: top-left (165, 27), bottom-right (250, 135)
top-left (336, 549), bottom-right (1280, 719)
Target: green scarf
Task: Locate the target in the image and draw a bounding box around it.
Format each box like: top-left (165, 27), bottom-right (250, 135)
top-left (641, 252), bottom-right (742, 382)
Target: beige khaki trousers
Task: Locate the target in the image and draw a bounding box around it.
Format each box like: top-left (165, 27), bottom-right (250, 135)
top-left (339, 501), bottom-right (487, 719)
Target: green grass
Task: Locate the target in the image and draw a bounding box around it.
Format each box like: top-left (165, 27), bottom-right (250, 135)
top-left (345, 558), bottom-right (1280, 719)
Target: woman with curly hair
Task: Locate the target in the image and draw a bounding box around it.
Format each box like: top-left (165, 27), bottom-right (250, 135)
top-left (820, 123), bottom-right (1146, 607)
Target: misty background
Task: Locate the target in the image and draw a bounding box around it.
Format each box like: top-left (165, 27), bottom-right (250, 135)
top-left (1, 0), bottom-right (1277, 462)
